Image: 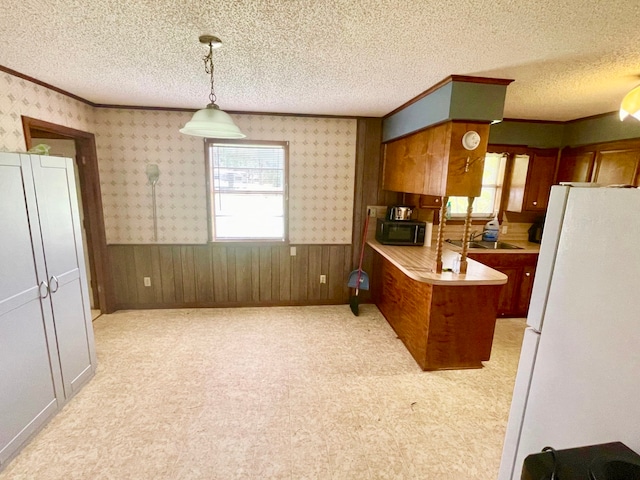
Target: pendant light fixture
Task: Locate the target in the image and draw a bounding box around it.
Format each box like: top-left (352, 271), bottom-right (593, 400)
top-left (619, 85), bottom-right (640, 121)
top-left (180, 35), bottom-right (245, 138)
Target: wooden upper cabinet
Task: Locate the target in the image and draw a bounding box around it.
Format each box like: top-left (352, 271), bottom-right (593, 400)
top-left (383, 130), bottom-right (427, 194)
top-left (382, 121), bottom-right (489, 197)
top-left (506, 149), bottom-right (558, 213)
top-left (592, 148), bottom-right (640, 186)
top-left (556, 150), bottom-right (595, 183)
top-left (446, 122), bottom-right (489, 197)
top-left (558, 140), bottom-right (640, 187)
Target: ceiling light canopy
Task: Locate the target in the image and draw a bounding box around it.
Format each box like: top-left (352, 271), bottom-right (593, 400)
top-left (180, 35), bottom-right (245, 139)
top-left (619, 85), bottom-right (640, 121)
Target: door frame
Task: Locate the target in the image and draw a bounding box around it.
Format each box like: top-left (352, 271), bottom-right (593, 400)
top-left (22, 116), bottom-right (116, 313)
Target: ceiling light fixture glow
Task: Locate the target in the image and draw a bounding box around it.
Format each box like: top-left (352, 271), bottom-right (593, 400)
top-left (620, 85), bottom-right (640, 121)
top-left (180, 35), bottom-right (245, 138)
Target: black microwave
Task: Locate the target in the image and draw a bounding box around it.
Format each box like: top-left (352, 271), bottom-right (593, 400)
top-left (375, 218), bottom-right (426, 246)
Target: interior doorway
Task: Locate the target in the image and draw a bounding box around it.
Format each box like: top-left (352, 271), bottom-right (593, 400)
top-left (22, 116), bottom-right (115, 314)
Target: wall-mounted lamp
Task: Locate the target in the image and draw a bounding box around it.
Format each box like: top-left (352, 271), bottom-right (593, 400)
top-left (145, 164), bottom-right (160, 241)
top-left (620, 85), bottom-right (640, 121)
top-left (146, 164), bottom-right (160, 185)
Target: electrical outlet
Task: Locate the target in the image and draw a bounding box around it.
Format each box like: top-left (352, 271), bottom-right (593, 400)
top-left (502, 225), bottom-right (509, 234)
top-left (368, 205), bottom-right (389, 218)
top-left (320, 274), bottom-right (327, 284)
top-left (143, 277), bottom-right (151, 287)
top-left (290, 246), bottom-right (296, 256)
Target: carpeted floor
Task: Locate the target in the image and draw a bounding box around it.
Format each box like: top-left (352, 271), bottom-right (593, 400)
top-left (0, 305), bottom-right (526, 479)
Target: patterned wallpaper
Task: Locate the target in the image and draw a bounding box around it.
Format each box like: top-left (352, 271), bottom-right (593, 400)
top-left (94, 109), bottom-right (208, 244)
top-left (234, 115), bottom-right (356, 244)
top-left (0, 72), bottom-right (94, 152)
top-left (1, 70), bottom-right (357, 245)
top-left (95, 110), bottom-right (356, 244)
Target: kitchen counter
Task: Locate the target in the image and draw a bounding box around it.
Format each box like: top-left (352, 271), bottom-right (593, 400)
top-left (366, 237), bottom-right (508, 285)
top-left (368, 237), bottom-right (509, 371)
top-left (443, 238), bottom-right (541, 253)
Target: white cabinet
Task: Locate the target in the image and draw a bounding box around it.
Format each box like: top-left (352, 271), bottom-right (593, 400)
top-left (0, 152), bottom-right (96, 467)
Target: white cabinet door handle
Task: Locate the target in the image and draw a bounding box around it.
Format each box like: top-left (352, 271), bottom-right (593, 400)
top-left (532, 201), bottom-right (537, 206)
top-left (49, 276), bottom-right (59, 293)
top-left (39, 281), bottom-right (49, 299)
top-left (525, 272), bottom-right (531, 277)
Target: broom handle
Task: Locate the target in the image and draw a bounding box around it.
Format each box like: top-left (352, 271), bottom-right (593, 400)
top-left (355, 211), bottom-right (371, 289)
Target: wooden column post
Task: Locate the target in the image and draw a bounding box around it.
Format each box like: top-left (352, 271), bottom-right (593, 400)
top-left (459, 196), bottom-right (475, 274)
top-left (435, 196), bottom-right (448, 273)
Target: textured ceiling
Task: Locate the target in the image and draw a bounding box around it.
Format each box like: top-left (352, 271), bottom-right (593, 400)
top-left (2, 0), bottom-right (640, 120)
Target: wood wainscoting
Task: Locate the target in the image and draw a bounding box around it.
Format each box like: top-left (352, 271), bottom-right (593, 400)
top-left (108, 244), bottom-right (353, 309)
top-left (372, 253), bottom-right (502, 370)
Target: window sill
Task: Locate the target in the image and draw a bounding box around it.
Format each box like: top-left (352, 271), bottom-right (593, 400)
top-left (446, 218), bottom-right (495, 225)
top-left (209, 239), bottom-right (288, 246)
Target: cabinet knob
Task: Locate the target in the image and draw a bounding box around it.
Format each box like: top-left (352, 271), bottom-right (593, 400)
top-left (532, 201), bottom-right (537, 206)
top-left (525, 272), bottom-right (531, 277)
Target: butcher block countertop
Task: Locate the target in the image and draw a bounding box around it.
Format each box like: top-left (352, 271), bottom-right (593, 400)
top-left (366, 238), bottom-right (508, 286)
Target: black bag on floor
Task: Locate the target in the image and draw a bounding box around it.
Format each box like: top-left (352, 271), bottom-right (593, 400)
top-left (521, 442), bottom-right (640, 480)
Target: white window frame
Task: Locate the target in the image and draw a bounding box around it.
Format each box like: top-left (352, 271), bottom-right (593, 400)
top-left (205, 139), bottom-right (289, 242)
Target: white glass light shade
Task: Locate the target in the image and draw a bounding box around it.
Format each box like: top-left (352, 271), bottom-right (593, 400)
top-left (179, 105), bottom-right (245, 138)
top-left (620, 85), bottom-right (640, 121)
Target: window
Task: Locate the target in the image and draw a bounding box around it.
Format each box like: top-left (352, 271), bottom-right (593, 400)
top-left (449, 152), bottom-right (507, 218)
top-left (206, 140), bottom-right (288, 241)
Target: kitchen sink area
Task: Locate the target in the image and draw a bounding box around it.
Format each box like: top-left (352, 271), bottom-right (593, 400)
top-left (446, 239), bottom-right (523, 250)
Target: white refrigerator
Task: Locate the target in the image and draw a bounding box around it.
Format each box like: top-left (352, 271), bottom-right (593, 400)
top-left (498, 185), bottom-right (640, 480)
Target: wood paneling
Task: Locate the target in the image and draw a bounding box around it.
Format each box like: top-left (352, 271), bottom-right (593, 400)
top-left (194, 245), bottom-right (213, 303)
top-left (446, 122), bottom-right (490, 197)
top-left (158, 246), bottom-right (175, 303)
top-left (556, 150), bottom-right (595, 183)
top-left (226, 248), bottom-right (237, 303)
top-left (211, 246), bottom-right (228, 302)
top-left (373, 254), bottom-right (502, 370)
top-left (593, 149), bottom-right (640, 185)
top-left (559, 139), bottom-right (640, 187)
top-left (382, 121), bottom-right (488, 198)
top-left (468, 252), bottom-right (539, 317)
top-left (234, 247), bottom-right (252, 303)
top-left (181, 246), bottom-right (196, 304)
top-left (423, 124), bottom-right (449, 196)
top-left (172, 248), bottom-right (184, 304)
top-left (108, 244), bottom-right (351, 309)
top-left (352, 118), bottom-right (401, 304)
top-left (375, 254), bottom-right (432, 368)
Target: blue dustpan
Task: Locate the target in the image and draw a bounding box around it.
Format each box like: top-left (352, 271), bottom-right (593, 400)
top-left (347, 270), bottom-right (370, 290)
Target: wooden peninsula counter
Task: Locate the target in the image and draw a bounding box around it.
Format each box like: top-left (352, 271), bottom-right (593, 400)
top-left (367, 238), bottom-right (507, 371)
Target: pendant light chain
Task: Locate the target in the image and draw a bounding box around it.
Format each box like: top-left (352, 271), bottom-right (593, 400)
top-left (179, 34), bottom-right (245, 139)
top-left (204, 42), bottom-right (217, 107)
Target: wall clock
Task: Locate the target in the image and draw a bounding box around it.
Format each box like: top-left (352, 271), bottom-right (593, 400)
top-left (462, 131), bottom-right (481, 150)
